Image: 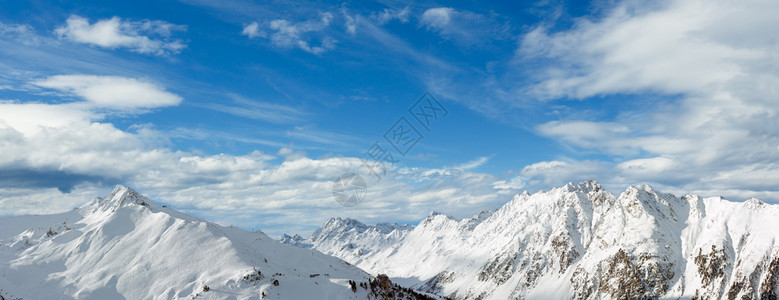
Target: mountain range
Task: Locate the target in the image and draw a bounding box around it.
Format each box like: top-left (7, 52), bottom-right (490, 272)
top-left (0, 185), bottom-right (434, 300)
top-left (2, 181), bottom-right (778, 299)
top-left (284, 181), bottom-right (779, 300)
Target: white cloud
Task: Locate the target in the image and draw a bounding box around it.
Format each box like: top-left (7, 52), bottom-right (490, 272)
top-left (616, 157), bottom-right (676, 177)
top-left (200, 93), bottom-right (303, 124)
top-left (1, 76), bottom-right (520, 237)
top-left (0, 113), bottom-right (520, 235)
top-left (344, 15), bottom-right (356, 35)
top-left (418, 7), bottom-right (510, 46)
top-left (243, 13), bottom-right (336, 54)
top-left (241, 21), bottom-right (265, 38)
top-left (372, 6), bottom-right (411, 25)
top-left (54, 15), bottom-right (186, 55)
top-left (519, 160), bottom-right (607, 188)
top-left (536, 120), bottom-right (633, 154)
top-left (519, 0), bottom-right (773, 99)
top-left (492, 176), bottom-right (525, 191)
top-left (0, 75), bottom-right (181, 135)
top-left (420, 7), bottom-right (454, 29)
top-left (516, 0), bottom-right (779, 202)
top-left (32, 75), bottom-right (182, 109)
top-left (0, 21), bottom-right (44, 46)
top-left (0, 102), bottom-right (92, 134)
top-left (457, 156), bottom-right (490, 170)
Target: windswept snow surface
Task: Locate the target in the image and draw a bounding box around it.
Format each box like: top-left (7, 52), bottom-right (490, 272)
top-left (0, 186), bottom-right (432, 300)
top-left (287, 181), bottom-right (779, 300)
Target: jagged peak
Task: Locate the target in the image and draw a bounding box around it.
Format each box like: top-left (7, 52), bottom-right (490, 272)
top-left (744, 198), bottom-right (765, 209)
top-left (621, 183), bottom-right (664, 199)
top-left (419, 211), bottom-right (457, 227)
top-left (460, 209), bottom-right (496, 230)
top-left (323, 217), bottom-right (367, 229)
top-left (560, 180), bottom-right (604, 194)
top-left (427, 211), bottom-right (455, 220)
top-left (311, 218), bottom-right (369, 240)
top-left (279, 233), bottom-right (306, 245)
top-left (95, 185), bottom-right (155, 212)
top-left (373, 222), bottom-right (414, 234)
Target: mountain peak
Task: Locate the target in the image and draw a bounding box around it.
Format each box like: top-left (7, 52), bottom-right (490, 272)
top-left (98, 185), bottom-right (153, 211)
top-left (744, 197), bottom-right (765, 209)
top-left (324, 217), bottom-right (367, 229)
top-left (561, 180), bottom-right (603, 193)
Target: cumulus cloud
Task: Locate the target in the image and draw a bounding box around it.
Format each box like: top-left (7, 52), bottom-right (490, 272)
top-left (242, 13), bottom-right (336, 54)
top-left (0, 74), bottom-right (180, 135)
top-left (54, 15), bottom-right (186, 55)
top-left (1, 76), bottom-right (520, 237)
top-left (517, 0), bottom-right (779, 202)
top-left (0, 115), bottom-right (519, 235)
top-left (0, 102), bottom-right (93, 133)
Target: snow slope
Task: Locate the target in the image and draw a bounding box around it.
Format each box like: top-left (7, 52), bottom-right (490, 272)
top-left (0, 185), bottom-right (435, 300)
top-left (286, 181), bottom-right (779, 300)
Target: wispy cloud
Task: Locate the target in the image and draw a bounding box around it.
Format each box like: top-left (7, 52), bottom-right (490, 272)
top-left (285, 125), bottom-right (360, 148)
top-left (515, 0), bottom-right (779, 201)
top-left (0, 21), bottom-right (46, 46)
top-left (241, 21), bottom-right (265, 38)
top-left (201, 93), bottom-right (304, 124)
top-left (54, 15), bottom-right (187, 55)
top-left (371, 6), bottom-right (411, 25)
top-left (242, 12), bottom-right (337, 54)
top-left (419, 7), bottom-right (511, 46)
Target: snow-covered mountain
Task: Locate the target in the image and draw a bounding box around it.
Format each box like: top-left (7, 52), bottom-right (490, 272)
top-left (0, 185), bottom-right (435, 300)
top-left (281, 217), bottom-right (413, 265)
top-left (284, 181), bottom-right (779, 300)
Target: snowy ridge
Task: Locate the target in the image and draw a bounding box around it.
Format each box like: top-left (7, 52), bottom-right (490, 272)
top-left (0, 185), bottom-right (437, 300)
top-left (287, 181), bottom-right (779, 300)
top-left (284, 217), bottom-right (414, 266)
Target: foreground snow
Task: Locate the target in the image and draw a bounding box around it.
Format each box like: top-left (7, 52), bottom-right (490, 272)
top-left (286, 181), bottom-right (779, 300)
top-left (0, 186), bottom-right (436, 300)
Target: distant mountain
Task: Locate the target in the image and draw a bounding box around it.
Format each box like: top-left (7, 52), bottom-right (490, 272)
top-left (281, 217), bottom-right (414, 266)
top-left (284, 181), bottom-right (779, 300)
top-left (0, 185), bottom-right (436, 300)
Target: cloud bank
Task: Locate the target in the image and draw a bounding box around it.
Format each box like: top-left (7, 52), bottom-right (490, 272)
top-left (517, 0), bottom-right (779, 201)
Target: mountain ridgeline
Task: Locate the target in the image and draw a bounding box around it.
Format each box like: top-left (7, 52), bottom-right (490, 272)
top-left (0, 186), bottom-right (437, 300)
top-left (284, 181), bottom-right (779, 300)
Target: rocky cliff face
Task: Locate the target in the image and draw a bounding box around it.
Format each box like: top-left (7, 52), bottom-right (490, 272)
top-left (285, 181), bottom-right (779, 300)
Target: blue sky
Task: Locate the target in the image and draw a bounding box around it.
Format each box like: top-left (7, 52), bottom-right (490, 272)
top-left (1, 0), bottom-right (777, 236)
